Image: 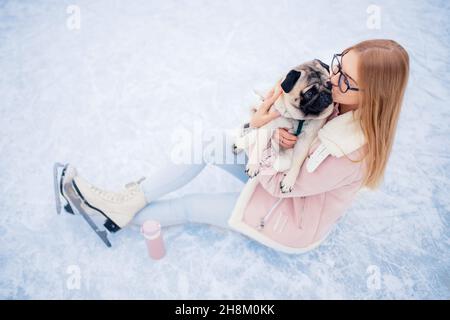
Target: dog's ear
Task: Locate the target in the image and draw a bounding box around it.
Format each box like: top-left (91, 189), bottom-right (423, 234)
top-left (281, 70), bottom-right (301, 93)
top-left (315, 59), bottom-right (330, 73)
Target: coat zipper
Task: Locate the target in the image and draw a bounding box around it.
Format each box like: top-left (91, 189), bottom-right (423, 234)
top-left (296, 196), bottom-right (306, 229)
top-left (257, 198), bottom-right (283, 231)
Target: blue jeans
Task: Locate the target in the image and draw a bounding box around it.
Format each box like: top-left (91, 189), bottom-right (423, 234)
top-left (131, 131), bottom-right (249, 229)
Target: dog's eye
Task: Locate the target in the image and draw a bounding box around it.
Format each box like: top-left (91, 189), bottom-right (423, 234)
top-left (304, 90), bottom-right (314, 100)
top-left (302, 86), bottom-right (318, 101)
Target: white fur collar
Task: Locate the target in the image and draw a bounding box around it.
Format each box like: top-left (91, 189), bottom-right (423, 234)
top-left (317, 105), bottom-right (366, 157)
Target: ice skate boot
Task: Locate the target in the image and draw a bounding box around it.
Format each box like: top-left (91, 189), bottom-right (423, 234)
top-left (71, 173), bottom-right (148, 233)
top-left (54, 163), bottom-right (148, 247)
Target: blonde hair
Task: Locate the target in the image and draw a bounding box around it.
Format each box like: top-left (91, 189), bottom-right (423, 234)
top-left (342, 39), bottom-right (410, 189)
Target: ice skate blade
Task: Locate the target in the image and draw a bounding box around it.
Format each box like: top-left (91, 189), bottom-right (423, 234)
top-left (53, 162), bottom-right (65, 214)
top-left (53, 162), bottom-right (75, 215)
top-left (63, 182), bottom-right (112, 248)
top-left (53, 162), bottom-right (74, 214)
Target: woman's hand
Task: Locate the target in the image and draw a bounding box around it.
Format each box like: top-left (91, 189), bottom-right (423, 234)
top-left (275, 128), bottom-right (298, 149)
top-left (249, 82), bottom-right (282, 128)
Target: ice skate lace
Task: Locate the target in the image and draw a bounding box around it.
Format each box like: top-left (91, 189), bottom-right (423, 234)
top-left (89, 177), bottom-right (146, 203)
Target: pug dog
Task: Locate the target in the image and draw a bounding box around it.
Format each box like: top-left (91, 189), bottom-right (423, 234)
top-left (233, 59), bottom-right (334, 193)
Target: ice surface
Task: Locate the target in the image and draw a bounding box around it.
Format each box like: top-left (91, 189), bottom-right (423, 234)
top-left (0, 0), bottom-right (449, 299)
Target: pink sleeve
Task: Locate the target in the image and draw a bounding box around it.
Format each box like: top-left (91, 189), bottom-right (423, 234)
top-left (257, 153), bottom-right (362, 198)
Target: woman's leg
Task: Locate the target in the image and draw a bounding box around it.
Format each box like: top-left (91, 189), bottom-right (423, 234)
top-left (141, 130), bottom-right (248, 203)
top-left (141, 163), bottom-right (206, 203)
top-left (132, 192), bottom-right (241, 229)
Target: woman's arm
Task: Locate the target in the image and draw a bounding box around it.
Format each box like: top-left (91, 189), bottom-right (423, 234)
top-left (249, 82), bottom-right (282, 128)
top-left (248, 82), bottom-right (298, 149)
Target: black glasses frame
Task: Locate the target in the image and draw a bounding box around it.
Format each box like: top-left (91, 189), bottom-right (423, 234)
top-left (331, 53), bottom-right (360, 93)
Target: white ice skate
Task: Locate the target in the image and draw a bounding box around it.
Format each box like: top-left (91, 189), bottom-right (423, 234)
top-left (71, 173), bottom-right (147, 231)
top-left (53, 162), bottom-right (148, 247)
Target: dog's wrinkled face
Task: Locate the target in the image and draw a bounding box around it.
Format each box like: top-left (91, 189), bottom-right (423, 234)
top-left (280, 59), bottom-right (333, 116)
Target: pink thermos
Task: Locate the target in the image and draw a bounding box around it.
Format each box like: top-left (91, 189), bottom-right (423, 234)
top-left (141, 220), bottom-right (166, 260)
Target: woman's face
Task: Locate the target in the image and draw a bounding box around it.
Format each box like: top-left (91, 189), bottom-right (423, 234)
top-left (330, 49), bottom-right (361, 107)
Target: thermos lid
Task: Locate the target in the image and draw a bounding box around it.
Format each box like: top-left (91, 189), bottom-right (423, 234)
top-left (141, 220), bottom-right (161, 240)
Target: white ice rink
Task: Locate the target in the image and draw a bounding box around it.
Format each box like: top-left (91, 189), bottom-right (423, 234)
top-left (0, 0), bottom-right (449, 299)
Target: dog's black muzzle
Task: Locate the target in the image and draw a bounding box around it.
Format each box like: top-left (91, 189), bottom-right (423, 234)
top-left (301, 87), bottom-right (333, 116)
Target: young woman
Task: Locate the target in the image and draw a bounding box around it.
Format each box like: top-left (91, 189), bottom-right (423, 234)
top-left (62, 39), bottom-right (409, 253)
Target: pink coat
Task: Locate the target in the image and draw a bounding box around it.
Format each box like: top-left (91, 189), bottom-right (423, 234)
top-left (228, 104), bottom-right (368, 254)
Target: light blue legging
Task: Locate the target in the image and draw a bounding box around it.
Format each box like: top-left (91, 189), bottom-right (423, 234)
top-left (131, 131), bottom-right (249, 230)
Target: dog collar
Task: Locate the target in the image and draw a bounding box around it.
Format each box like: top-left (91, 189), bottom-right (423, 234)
top-left (294, 120), bottom-right (305, 136)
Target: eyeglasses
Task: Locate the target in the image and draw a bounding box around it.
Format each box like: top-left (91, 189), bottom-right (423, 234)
top-left (331, 52), bottom-right (360, 93)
